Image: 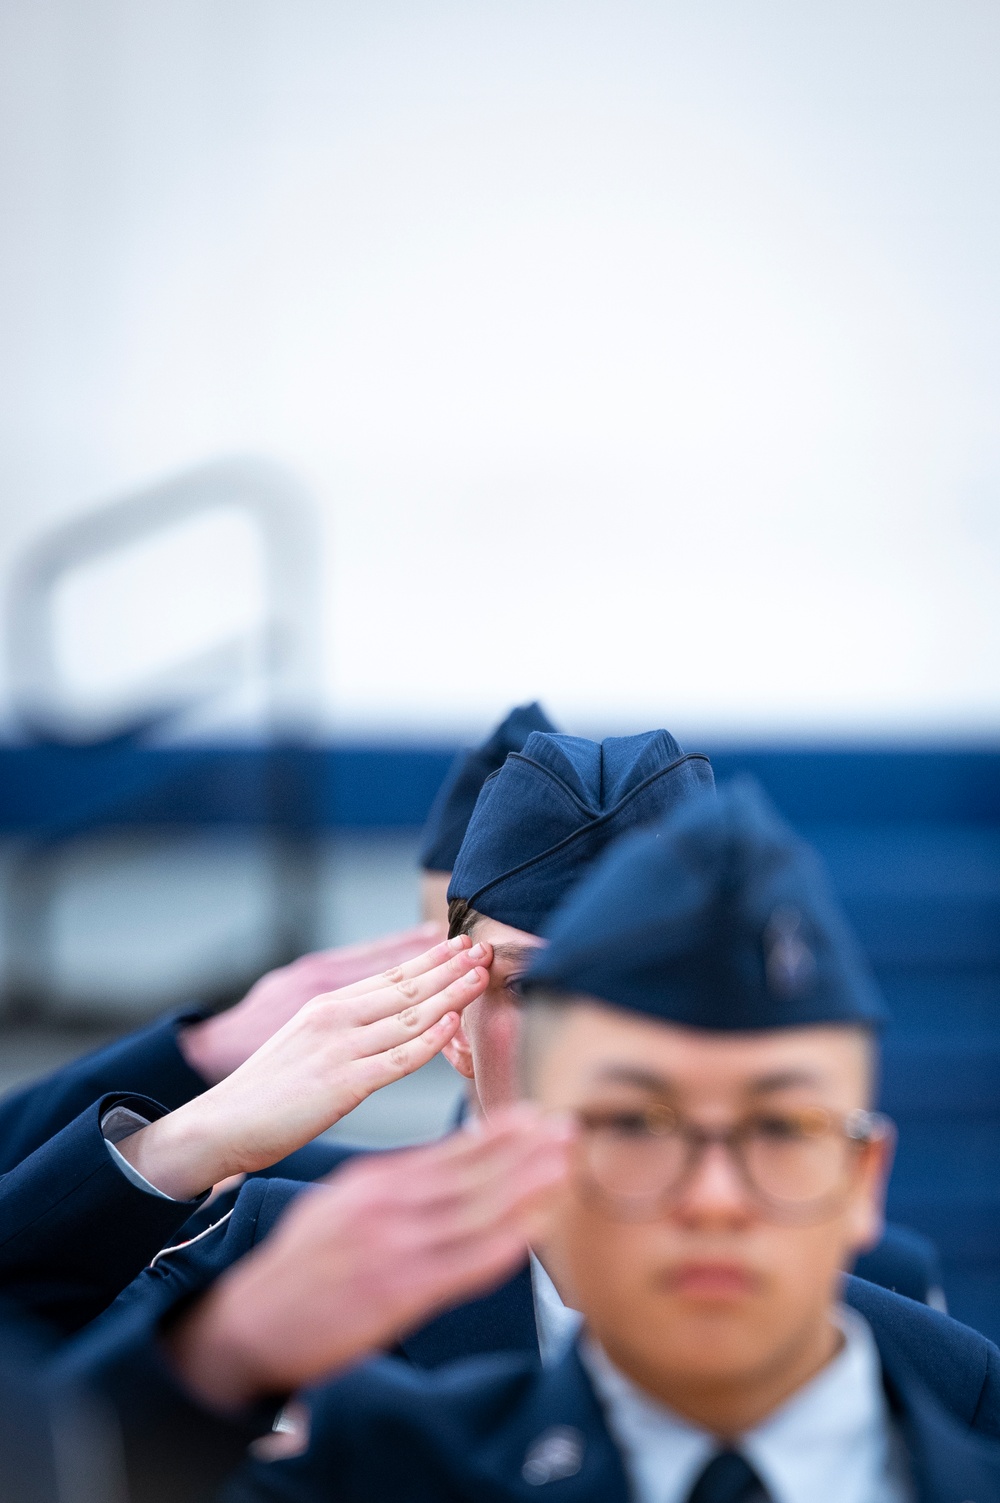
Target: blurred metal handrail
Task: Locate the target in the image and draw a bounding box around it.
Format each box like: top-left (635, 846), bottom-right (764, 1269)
top-left (2, 458), bottom-right (325, 1020)
top-left (6, 456), bottom-right (321, 745)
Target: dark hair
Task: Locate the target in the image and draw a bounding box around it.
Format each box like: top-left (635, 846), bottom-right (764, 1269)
top-left (447, 897), bottom-right (479, 940)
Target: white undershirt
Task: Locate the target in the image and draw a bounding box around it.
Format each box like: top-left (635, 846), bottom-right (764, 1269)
top-left (530, 1253), bottom-right (583, 1366)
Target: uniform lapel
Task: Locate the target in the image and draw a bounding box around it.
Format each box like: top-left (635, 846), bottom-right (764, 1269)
top-left (875, 1334), bottom-right (1000, 1502)
top-left (399, 1261), bottom-right (540, 1369)
top-left (469, 1344), bottom-right (631, 1502)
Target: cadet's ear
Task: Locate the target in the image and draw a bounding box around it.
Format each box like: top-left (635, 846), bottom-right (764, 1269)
top-left (443, 1021), bottom-right (475, 1080)
top-left (846, 1124), bottom-right (896, 1252)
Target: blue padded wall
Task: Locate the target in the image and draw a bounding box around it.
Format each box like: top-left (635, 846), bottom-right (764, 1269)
top-left (706, 755), bottom-right (1000, 1340)
top-left (812, 824), bottom-right (1000, 1341)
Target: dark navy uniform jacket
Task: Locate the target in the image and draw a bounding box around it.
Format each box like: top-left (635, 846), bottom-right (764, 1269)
top-left (0, 1086), bottom-right (275, 1501)
top-left (0, 1091), bottom-right (206, 1335)
top-left (0, 1075), bottom-right (278, 1497)
top-left (107, 1174), bottom-right (1000, 1503)
top-left (0, 1292), bottom-right (277, 1503)
top-left (0, 1012), bottom-right (210, 1171)
top-left (220, 1292), bottom-right (1000, 1503)
top-left (105, 1186), bottom-right (1000, 1503)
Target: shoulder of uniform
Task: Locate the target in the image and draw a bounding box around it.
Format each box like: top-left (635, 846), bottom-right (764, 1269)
top-left (252, 1173), bottom-right (313, 1237)
top-left (147, 1173), bottom-right (284, 1275)
top-left (845, 1272), bottom-right (1000, 1429)
top-left (846, 1272), bottom-right (993, 1353)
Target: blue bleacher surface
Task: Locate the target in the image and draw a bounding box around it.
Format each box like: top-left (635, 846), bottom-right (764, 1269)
top-left (794, 822), bottom-right (1000, 1340)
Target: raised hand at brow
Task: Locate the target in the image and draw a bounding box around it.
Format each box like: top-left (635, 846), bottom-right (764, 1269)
top-left (118, 935), bottom-right (492, 1200)
top-left (179, 921), bottom-right (446, 1084)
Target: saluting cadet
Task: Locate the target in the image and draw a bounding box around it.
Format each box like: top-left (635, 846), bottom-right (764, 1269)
top-left (439, 727), bottom-right (936, 1315)
top-left (418, 701), bottom-right (559, 924)
top-left (226, 780), bottom-right (1000, 1503)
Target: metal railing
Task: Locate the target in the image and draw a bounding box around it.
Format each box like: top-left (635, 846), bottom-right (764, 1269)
top-left (2, 457), bottom-right (324, 1019)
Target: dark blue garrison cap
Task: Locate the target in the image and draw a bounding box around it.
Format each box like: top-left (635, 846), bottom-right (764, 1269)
top-left (448, 729), bottom-right (714, 934)
top-left (419, 703), bottom-right (559, 873)
top-left (524, 778), bottom-right (887, 1030)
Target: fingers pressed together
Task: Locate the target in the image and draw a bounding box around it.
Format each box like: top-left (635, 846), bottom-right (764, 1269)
top-left (166, 1107), bottom-right (574, 1409)
top-left (119, 935), bottom-right (493, 1200)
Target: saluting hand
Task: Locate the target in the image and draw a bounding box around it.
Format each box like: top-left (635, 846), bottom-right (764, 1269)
top-left (165, 1106), bottom-right (573, 1410)
top-left (177, 921), bottom-right (447, 1085)
top-left (118, 934), bottom-right (492, 1201)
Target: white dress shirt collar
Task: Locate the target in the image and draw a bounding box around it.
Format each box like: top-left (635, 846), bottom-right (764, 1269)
top-left (530, 1253), bottom-right (583, 1367)
top-left (579, 1305), bottom-right (914, 1503)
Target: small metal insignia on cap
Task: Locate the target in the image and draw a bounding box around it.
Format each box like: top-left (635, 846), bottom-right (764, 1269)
top-left (765, 906), bottom-right (816, 998)
top-left (521, 1426), bottom-right (585, 1485)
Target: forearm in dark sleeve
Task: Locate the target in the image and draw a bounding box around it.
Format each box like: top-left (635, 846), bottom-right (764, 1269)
top-left (0, 1010), bottom-right (209, 1172)
top-left (0, 1093), bottom-right (206, 1334)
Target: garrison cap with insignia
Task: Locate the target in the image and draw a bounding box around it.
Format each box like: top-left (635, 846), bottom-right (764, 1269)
top-left (419, 702), bottom-right (559, 873)
top-left (524, 778), bottom-right (887, 1030)
top-left (448, 729), bottom-right (714, 936)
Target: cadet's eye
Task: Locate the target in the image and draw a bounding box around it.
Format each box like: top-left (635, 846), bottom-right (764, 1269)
top-left (599, 1112), bottom-right (654, 1138)
top-left (584, 1108), bottom-right (676, 1139)
top-left (506, 975), bottom-right (525, 998)
top-left (751, 1113), bottom-right (812, 1142)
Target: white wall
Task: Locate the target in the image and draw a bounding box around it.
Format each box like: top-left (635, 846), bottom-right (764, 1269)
top-left (1, 0), bottom-right (998, 741)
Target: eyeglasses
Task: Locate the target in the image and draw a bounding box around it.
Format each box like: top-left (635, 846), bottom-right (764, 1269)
top-left (575, 1103), bottom-right (890, 1223)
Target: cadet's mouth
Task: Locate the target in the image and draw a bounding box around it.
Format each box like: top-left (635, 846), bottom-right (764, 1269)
top-left (660, 1261), bottom-right (761, 1299)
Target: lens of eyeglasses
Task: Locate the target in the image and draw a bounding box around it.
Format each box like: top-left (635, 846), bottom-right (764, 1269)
top-left (579, 1106), bottom-right (689, 1209)
top-left (739, 1108), bottom-right (855, 1207)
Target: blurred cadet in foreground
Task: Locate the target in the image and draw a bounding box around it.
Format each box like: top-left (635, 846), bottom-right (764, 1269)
top-left (0, 1106), bottom-right (569, 1503)
top-left (227, 782), bottom-right (1000, 1503)
top-left (417, 701), bottom-right (559, 924)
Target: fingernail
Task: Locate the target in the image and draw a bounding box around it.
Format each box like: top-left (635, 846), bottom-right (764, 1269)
top-left (448, 935), bottom-right (468, 951)
top-left (468, 943), bottom-right (486, 959)
top-left (466, 967), bottom-right (484, 984)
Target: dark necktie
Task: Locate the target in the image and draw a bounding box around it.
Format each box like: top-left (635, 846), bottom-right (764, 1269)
top-left (685, 1450), bottom-right (771, 1503)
